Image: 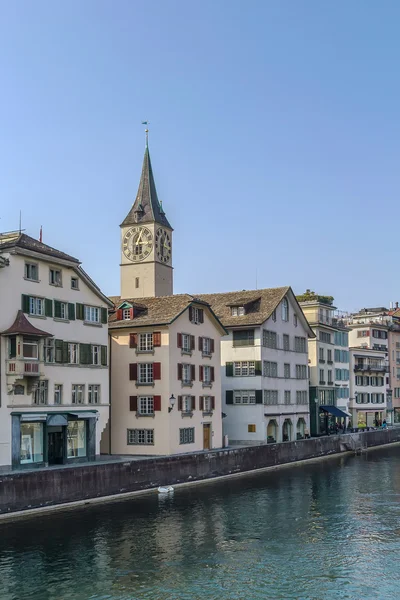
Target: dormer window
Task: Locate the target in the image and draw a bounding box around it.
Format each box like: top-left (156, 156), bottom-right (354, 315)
top-left (123, 308), bottom-right (131, 320)
top-left (231, 306), bottom-right (245, 316)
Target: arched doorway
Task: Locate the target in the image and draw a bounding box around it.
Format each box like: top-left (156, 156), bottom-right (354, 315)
top-left (267, 419), bottom-right (278, 443)
top-left (297, 418), bottom-right (306, 440)
top-left (282, 419), bottom-right (292, 442)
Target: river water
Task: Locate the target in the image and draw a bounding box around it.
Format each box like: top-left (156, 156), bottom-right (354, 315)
top-left (1, 446), bottom-right (400, 600)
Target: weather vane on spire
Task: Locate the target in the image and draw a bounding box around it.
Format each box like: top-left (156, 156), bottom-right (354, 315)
top-left (141, 121), bottom-right (150, 147)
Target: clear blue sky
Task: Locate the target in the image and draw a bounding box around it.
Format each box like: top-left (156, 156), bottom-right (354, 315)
top-left (1, 1), bottom-right (399, 311)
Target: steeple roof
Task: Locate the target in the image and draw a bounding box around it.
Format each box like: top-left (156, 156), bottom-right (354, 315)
top-left (121, 146), bottom-right (172, 229)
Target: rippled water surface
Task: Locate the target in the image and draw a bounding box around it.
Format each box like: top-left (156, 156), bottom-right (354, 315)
top-left (1, 447), bottom-right (400, 600)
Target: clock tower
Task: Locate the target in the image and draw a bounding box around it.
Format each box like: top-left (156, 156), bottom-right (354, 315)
top-left (120, 141), bottom-right (173, 298)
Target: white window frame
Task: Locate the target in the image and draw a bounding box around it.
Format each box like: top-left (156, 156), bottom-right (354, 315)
top-left (33, 380), bottom-right (48, 405)
top-left (264, 390), bottom-right (278, 405)
top-left (231, 306), bottom-right (245, 316)
top-left (202, 337), bottom-right (211, 355)
top-left (54, 384), bottom-right (63, 405)
top-left (49, 268), bottom-right (62, 287)
top-left (72, 384), bottom-right (85, 404)
top-left (22, 338), bottom-right (39, 359)
top-left (69, 343), bottom-right (79, 365)
top-left (179, 428), bottom-right (195, 444)
top-left (127, 429), bottom-right (154, 445)
top-left (284, 390), bottom-right (291, 405)
top-left (29, 297), bottom-right (45, 316)
top-left (25, 262), bottom-right (38, 281)
top-left (139, 333), bottom-right (153, 352)
top-left (264, 361), bottom-right (278, 377)
top-left (71, 277), bottom-right (79, 290)
top-left (138, 396), bottom-right (154, 415)
top-left (88, 384), bottom-right (100, 404)
top-left (182, 363), bottom-right (192, 384)
top-left (44, 338), bottom-right (55, 363)
top-left (203, 365), bottom-right (211, 384)
top-left (203, 396), bottom-right (212, 411)
top-left (281, 298), bottom-right (289, 322)
top-left (182, 333), bottom-right (191, 353)
top-left (92, 345), bottom-right (100, 366)
top-left (84, 306), bottom-right (100, 323)
top-left (233, 390), bottom-right (256, 405)
top-left (182, 395), bottom-right (193, 413)
top-left (139, 363), bottom-right (153, 384)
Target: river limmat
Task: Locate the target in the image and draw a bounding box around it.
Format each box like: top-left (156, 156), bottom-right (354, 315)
top-left (1, 446), bottom-right (400, 600)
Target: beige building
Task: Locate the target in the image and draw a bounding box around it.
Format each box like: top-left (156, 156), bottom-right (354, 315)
top-left (109, 141), bottom-right (226, 455)
top-left (0, 231), bottom-right (112, 470)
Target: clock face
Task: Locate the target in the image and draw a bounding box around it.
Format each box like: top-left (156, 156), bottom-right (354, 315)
top-left (155, 227), bottom-right (171, 263)
top-left (123, 226), bottom-right (153, 262)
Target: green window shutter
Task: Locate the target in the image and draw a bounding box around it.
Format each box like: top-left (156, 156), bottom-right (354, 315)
top-left (45, 298), bottom-right (53, 317)
top-left (9, 336), bottom-right (17, 359)
top-left (101, 307), bottom-right (108, 324)
top-left (62, 341), bottom-right (69, 363)
top-left (255, 390), bottom-right (263, 404)
top-left (226, 390), bottom-right (233, 405)
top-left (68, 303), bottom-right (75, 320)
top-left (80, 343), bottom-right (92, 365)
top-left (21, 294), bottom-right (30, 313)
top-left (225, 362), bottom-right (233, 377)
top-left (55, 339), bottom-right (63, 363)
top-left (101, 345), bottom-right (108, 366)
top-left (255, 361), bottom-right (262, 376)
top-left (76, 303), bottom-right (84, 320)
top-left (54, 300), bottom-right (61, 319)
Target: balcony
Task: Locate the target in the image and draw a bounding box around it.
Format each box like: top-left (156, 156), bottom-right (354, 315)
top-left (6, 359), bottom-right (43, 377)
top-left (354, 364), bottom-right (388, 373)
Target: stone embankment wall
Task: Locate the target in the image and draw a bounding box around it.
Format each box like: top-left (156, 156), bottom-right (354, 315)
top-left (1, 429), bottom-right (400, 515)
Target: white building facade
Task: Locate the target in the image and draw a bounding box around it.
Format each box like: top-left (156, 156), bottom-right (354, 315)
top-left (0, 232), bottom-right (112, 470)
top-left (199, 287), bottom-right (314, 444)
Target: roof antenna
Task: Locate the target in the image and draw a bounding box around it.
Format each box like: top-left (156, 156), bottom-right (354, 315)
top-left (141, 121), bottom-right (150, 148)
top-left (19, 210), bottom-right (22, 234)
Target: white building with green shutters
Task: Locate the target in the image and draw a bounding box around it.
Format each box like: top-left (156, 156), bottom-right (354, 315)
top-left (0, 230), bottom-right (112, 470)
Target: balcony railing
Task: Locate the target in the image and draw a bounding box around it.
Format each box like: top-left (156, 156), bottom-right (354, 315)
top-left (354, 364), bottom-right (388, 373)
top-left (6, 360), bottom-right (42, 377)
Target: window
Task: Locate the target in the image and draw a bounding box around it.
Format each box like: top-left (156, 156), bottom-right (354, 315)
top-left (90, 345), bottom-right (100, 365)
top-left (271, 309), bottom-right (276, 322)
top-left (182, 363), bottom-right (192, 384)
top-left (372, 329), bottom-right (387, 339)
top-left (263, 330), bottom-right (277, 349)
top-left (293, 313), bottom-right (298, 327)
top-left (203, 365), bottom-right (212, 384)
top-left (139, 363), bottom-right (153, 384)
top-left (296, 365), bottom-right (307, 379)
top-left (395, 388), bottom-right (400, 398)
top-left (20, 423), bottom-right (44, 464)
top-left (319, 347), bottom-right (325, 361)
top-left (296, 391), bottom-right (308, 405)
top-left (327, 370), bottom-right (333, 384)
top-left (233, 329), bottom-right (254, 347)
top-left (264, 361), bottom-right (278, 377)
top-left (33, 380), bottom-right (48, 405)
top-left (190, 307), bottom-right (203, 324)
top-left (71, 277), bottom-right (79, 290)
top-left (319, 331), bottom-right (331, 344)
top-left (319, 369), bottom-right (325, 383)
top-left (334, 331), bottom-right (348, 346)
top-left (203, 396), bottom-right (213, 411)
top-left (233, 390), bottom-right (256, 404)
top-left (202, 337), bottom-right (211, 355)
top-left (281, 298), bottom-right (289, 322)
top-left (67, 421), bottom-right (87, 457)
top-left (49, 268), bottom-right (62, 286)
top-left (231, 306), bottom-right (245, 316)
top-left (357, 330), bottom-right (369, 338)
top-left (72, 384), bottom-right (85, 404)
top-left (264, 390), bottom-right (278, 405)
top-left (139, 333), bottom-right (153, 352)
top-left (84, 306), bottom-right (100, 323)
top-left (138, 396), bottom-right (154, 414)
top-left (23, 337), bottom-right (38, 359)
top-left (182, 395), bottom-right (193, 413)
top-left (69, 343), bottom-right (79, 364)
top-left (122, 308), bottom-right (131, 320)
top-left (88, 384), bottom-right (100, 404)
top-left (25, 262), bottom-right (38, 281)
top-left (284, 390), bottom-right (291, 405)
top-left (327, 349), bottom-right (332, 363)
top-left (182, 333), bottom-right (191, 353)
top-left (248, 424), bottom-right (256, 433)
top-left (29, 297), bottom-right (45, 316)
top-left (54, 384), bottom-right (63, 405)
top-left (135, 277), bottom-right (139, 289)
top-left (180, 428), bottom-right (195, 444)
top-left (284, 363), bottom-right (290, 378)
top-left (283, 334), bottom-right (290, 351)
top-left (233, 361), bottom-right (256, 376)
top-left (54, 300), bottom-right (68, 320)
top-left (294, 337), bottom-right (306, 353)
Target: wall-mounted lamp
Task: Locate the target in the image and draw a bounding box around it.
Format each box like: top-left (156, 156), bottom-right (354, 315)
top-left (168, 394), bottom-right (176, 414)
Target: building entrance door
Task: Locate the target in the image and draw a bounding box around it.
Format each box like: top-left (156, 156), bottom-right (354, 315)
top-left (203, 424), bottom-right (211, 450)
top-left (48, 426), bottom-right (64, 465)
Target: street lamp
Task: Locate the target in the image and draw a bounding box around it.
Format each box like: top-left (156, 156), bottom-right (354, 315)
top-left (168, 394), bottom-right (176, 414)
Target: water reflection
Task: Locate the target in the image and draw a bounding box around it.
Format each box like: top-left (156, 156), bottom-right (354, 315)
top-left (1, 448), bottom-right (400, 599)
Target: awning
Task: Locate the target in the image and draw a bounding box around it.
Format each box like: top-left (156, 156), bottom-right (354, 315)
top-left (68, 412), bottom-right (97, 420)
top-left (319, 405), bottom-right (349, 418)
top-left (47, 414), bottom-right (68, 426)
top-left (19, 413), bottom-right (47, 422)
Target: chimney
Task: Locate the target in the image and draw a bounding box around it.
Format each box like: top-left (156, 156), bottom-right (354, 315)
top-left (396, 302), bottom-right (399, 309)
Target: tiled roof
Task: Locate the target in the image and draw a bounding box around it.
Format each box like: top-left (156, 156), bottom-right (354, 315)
top-left (196, 287), bottom-right (290, 327)
top-left (109, 294), bottom-right (209, 329)
top-left (120, 146), bottom-right (172, 229)
top-left (2, 310), bottom-right (52, 337)
top-left (0, 233), bottom-right (80, 263)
